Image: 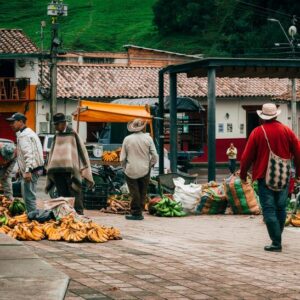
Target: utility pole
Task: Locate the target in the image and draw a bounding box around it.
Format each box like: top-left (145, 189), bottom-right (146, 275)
top-left (268, 17), bottom-right (299, 136)
top-left (47, 0), bottom-right (68, 133)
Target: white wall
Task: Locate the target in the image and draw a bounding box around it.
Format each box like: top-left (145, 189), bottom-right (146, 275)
top-left (36, 98), bottom-right (87, 141)
top-left (15, 58), bottom-right (39, 84)
top-left (199, 98), bottom-right (290, 139)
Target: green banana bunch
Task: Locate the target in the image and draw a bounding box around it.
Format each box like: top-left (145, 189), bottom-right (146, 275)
top-left (9, 198), bottom-right (26, 216)
top-left (0, 214), bottom-right (8, 225)
top-left (153, 196), bottom-right (186, 217)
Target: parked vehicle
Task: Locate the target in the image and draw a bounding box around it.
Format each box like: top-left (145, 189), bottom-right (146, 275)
top-left (38, 133), bottom-right (54, 173)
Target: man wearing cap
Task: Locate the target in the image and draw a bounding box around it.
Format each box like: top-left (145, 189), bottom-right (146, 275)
top-left (45, 113), bottom-right (94, 215)
top-left (0, 142), bottom-right (16, 200)
top-left (240, 103), bottom-right (300, 252)
top-left (120, 118), bottom-right (158, 220)
top-left (6, 113), bottom-right (44, 212)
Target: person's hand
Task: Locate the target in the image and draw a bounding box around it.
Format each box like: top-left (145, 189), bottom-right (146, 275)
top-left (24, 172), bottom-right (32, 182)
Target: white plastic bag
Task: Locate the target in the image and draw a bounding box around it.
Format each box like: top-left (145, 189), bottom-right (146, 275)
top-left (173, 177), bottom-right (202, 213)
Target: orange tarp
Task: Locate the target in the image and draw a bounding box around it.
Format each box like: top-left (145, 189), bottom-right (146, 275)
top-left (73, 100), bottom-right (152, 123)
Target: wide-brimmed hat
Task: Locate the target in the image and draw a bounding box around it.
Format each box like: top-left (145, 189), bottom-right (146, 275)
top-left (53, 113), bottom-right (66, 125)
top-left (257, 103), bottom-right (281, 120)
top-left (127, 119), bottom-right (147, 132)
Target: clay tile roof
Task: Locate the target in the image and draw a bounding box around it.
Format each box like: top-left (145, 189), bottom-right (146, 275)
top-left (41, 65), bottom-right (291, 99)
top-left (272, 80), bottom-right (300, 101)
top-left (0, 29), bottom-right (38, 54)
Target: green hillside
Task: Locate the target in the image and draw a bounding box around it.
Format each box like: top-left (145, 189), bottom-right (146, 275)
top-left (0, 0), bottom-right (205, 54)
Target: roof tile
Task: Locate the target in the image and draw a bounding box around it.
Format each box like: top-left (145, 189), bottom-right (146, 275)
top-left (41, 65), bottom-right (291, 99)
top-left (0, 29), bottom-right (38, 54)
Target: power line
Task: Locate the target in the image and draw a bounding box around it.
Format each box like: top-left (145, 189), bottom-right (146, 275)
top-left (236, 0), bottom-right (295, 19)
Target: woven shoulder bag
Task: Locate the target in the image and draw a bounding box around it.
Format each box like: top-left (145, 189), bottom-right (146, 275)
top-left (261, 125), bottom-right (291, 191)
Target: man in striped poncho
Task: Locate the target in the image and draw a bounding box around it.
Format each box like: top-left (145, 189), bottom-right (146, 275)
top-left (45, 113), bottom-right (94, 215)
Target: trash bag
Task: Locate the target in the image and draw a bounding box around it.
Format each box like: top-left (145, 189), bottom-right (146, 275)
top-left (27, 209), bottom-right (55, 222)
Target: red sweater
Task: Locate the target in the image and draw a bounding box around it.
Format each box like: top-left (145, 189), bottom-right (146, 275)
top-left (240, 120), bottom-right (300, 181)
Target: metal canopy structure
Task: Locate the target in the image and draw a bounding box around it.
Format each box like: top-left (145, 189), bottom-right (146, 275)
top-left (158, 57), bottom-right (300, 180)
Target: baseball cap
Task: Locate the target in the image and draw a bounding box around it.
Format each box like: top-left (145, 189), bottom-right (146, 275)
top-left (6, 113), bottom-right (27, 122)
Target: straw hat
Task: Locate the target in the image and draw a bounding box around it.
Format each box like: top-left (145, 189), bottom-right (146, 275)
top-left (127, 119), bottom-right (147, 132)
top-left (257, 103), bottom-right (281, 120)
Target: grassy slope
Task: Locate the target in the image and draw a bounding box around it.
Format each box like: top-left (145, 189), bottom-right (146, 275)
top-left (0, 0), bottom-right (209, 54)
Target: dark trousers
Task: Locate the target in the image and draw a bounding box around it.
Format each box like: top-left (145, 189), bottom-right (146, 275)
top-left (126, 173), bottom-right (150, 216)
top-left (258, 179), bottom-right (289, 246)
top-left (229, 159), bottom-right (236, 174)
top-left (52, 172), bottom-right (84, 214)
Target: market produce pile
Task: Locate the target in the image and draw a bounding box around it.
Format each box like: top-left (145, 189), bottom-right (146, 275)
top-left (148, 195), bottom-right (187, 217)
top-left (285, 213), bottom-right (300, 227)
top-left (0, 195), bottom-right (122, 243)
top-left (102, 147), bottom-right (121, 162)
top-left (101, 194), bottom-right (131, 214)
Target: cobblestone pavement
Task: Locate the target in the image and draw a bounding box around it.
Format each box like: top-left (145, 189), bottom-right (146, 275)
top-left (25, 210), bottom-right (300, 300)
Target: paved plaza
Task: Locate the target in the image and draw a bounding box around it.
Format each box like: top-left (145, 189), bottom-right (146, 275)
top-left (25, 209), bottom-right (300, 300)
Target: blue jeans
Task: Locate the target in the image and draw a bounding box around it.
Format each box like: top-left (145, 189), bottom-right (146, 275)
top-left (21, 173), bottom-right (39, 213)
top-left (229, 159), bottom-right (236, 174)
top-left (258, 179), bottom-right (289, 245)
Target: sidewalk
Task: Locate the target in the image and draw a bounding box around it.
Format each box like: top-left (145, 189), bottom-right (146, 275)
top-left (0, 233), bottom-right (69, 300)
top-left (24, 212), bottom-right (300, 300)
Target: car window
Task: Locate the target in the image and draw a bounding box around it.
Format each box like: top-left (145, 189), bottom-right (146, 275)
top-left (47, 137), bottom-right (54, 150)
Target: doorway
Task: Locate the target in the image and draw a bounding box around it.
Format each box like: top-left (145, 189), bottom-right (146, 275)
top-left (246, 111), bottom-right (260, 137)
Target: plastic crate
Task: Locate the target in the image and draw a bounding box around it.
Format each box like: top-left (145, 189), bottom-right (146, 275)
top-left (83, 183), bottom-right (109, 210)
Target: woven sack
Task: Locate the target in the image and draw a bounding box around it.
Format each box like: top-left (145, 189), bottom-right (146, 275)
top-left (225, 175), bottom-right (260, 215)
top-left (195, 185), bottom-right (227, 215)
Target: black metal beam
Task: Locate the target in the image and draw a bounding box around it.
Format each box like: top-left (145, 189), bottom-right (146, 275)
top-left (207, 67), bottom-right (216, 181)
top-left (169, 73), bottom-right (177, 172)
top-left (158, 70), bottom-right (165, 175)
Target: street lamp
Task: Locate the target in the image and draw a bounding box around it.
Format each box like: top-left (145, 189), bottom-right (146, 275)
top-left (47, 0), bottom-right (68, 133)
top-left (268, 18), bottom-right (298, 136)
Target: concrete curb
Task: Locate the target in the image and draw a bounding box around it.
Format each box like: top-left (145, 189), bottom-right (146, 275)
top-left (0, 233), bottom-right (69, 300)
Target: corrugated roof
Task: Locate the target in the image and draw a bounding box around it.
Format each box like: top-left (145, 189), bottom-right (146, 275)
top-left (40, 64), bottom-right (291, 99)
top-left (0, 29), bottom-right (38, 54)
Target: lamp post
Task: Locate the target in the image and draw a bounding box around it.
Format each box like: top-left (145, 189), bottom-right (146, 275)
top-left (47, 0), bottom-right (68, 133)
top-left (268, 18), bottom-right (298, 136)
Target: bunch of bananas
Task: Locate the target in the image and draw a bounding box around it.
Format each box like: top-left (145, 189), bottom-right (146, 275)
top-left (102, 151), bottom-right (119, 162)
top-left (153, 196), bottom-right (187, 217)
top-left (9, 198), bottom-right (26, 216)
top-left (7, 222), bottom-right (44, 241)
top-left (0, 195), bottom-right (122, 243)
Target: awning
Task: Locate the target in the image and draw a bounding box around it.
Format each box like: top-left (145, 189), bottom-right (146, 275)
top-left (73, 100), bottom-right (152, 123)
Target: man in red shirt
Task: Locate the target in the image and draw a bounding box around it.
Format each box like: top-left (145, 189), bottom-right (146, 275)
top-left (240, 103), bottom-right (300, 252)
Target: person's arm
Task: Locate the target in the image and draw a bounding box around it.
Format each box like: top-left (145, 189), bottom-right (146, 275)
top-left (240, 132), bottom-right (257, 181)
top-left (149, 138), bottom-right (158, 167)
top-left (119, 140), bottom-right (127, 169)
top-left (4, 158), bottom-right (16, 178)
top-left (19, 135), bottom-right (35, 181)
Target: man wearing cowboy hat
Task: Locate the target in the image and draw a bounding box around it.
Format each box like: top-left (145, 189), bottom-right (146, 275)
top-left (120, 118), bottom-right (158, 220)
top-left (240, 103), bottom-right (300, 252)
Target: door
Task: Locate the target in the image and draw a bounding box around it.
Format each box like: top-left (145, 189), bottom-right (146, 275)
top-left (246, 111), bottom-right (260, 138)
top-left (0, 113), bottom-right (16, 141)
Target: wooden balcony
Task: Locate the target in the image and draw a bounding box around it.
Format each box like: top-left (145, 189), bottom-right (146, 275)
top-left (0, 77), bottom-right (31, 101)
